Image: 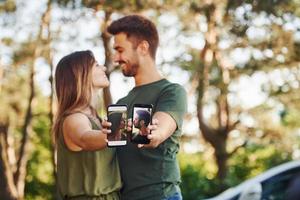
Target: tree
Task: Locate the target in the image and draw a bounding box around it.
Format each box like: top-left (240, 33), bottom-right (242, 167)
top-left (0, 0), bottom-right (53, 199)
top-left (176, 0), bottom-right (300, 189)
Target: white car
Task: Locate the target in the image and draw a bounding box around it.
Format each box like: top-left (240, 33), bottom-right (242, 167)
top-left (206, 160), bottom-right (300, 200)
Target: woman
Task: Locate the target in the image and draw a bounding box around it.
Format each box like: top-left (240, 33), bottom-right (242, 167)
top-left (52, 50), bottom-right (121, 200)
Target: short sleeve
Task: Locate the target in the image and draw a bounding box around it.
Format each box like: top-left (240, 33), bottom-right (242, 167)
top-left (155, 84), bottom-right (187, 130)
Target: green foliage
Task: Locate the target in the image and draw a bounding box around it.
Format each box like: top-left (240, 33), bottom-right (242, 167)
top-left (0, 0), bottom-right (16, 12)
top-left (179, 153), bottom-right (220, 199)
top-left (181, 164), bottom-right (218, 200)
top-left (226, 143), bottom-right (292, 187)
top-left (227, 0), bottom-right (289, 15)
top-left (13, 41), bottom-right (36, 64)
top-left (179, 143), bottom-right (293, 199)
top-left (25, 114), bottom-right (55, 200)
top-left (54, 0), bottom-right (162, 11)
top-left (280, 109), bottom-right (300, 128)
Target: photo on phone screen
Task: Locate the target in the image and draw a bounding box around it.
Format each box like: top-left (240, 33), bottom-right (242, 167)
top-left (131, 104), bottom-right (153, 144)
top-left (107, 105), bottom-right (127, 147)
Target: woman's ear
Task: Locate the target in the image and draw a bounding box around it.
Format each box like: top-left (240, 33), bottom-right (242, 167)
top-left (137, 40), bottom-right (149, 56)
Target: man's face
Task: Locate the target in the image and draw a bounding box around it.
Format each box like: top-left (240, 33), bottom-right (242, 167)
top-left (139, 120), bottom-right (146, 128)
top-left (133, 116), bottom-right (140, 127)
top-left (113, 33), bottom-right (140, 77)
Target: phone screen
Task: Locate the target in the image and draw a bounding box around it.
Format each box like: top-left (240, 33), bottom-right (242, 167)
top-left (131, 104), bottom-right (153, 144)
top-left (107, 105), bottom-right (127, 147)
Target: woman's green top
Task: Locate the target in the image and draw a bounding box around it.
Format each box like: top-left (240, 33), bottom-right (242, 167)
top-left (57, 115), bottom-right (121, 200)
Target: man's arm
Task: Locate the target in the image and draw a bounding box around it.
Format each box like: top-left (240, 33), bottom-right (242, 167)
top-left (139, 111), bottom-right (176, 148)
top-left (138, 83), bottom-right (187, 148)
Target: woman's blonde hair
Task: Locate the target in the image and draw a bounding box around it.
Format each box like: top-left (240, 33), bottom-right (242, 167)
top-left (52, 50), bottom-right (96, 144)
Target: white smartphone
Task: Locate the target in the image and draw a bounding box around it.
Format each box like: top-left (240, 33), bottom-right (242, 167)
top-left (107, 104), bottom-right (128, 147)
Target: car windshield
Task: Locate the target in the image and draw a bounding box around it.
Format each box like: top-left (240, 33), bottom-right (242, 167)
top-left (261, 167), bottom-right (300, 200)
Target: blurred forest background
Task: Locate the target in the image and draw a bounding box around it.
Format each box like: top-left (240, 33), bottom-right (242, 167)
top-left (1, 0), bottom-right (300, 199)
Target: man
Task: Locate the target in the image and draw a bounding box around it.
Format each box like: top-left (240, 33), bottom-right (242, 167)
top-left (107, 15), bottom-right (187, 200)
top-left (133, 109), bottom-right (151, 136)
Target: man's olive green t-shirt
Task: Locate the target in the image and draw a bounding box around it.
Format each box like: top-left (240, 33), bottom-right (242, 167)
top-left (116, 79), bottom-right (187, 200)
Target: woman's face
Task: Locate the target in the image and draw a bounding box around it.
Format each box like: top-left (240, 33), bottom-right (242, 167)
top-left (92, 61), bottom-right (109, 88)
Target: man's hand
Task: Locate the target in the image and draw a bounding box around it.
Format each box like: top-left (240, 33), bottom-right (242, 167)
top-left (137, 112), bottom-right (177, 149)
top-left (137, 118), bottom-right (160, 148)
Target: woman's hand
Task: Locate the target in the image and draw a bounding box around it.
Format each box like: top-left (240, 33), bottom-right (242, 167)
top-left (101, 119), bottom-right (111, 143)
top-left (101, 120), bottom-right (112, 135)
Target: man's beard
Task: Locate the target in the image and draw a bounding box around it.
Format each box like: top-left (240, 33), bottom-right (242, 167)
top-left (121, 61), bottom-right (139, 77)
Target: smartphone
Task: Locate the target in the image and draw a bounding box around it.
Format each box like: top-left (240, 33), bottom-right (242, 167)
top-left (131, 104), bottom-right (153, 144)
top-left (107, 104), bottom-right (127, 147)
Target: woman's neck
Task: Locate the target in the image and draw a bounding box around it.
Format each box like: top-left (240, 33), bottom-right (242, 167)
top-left (77, 89), bottom-right (100, 116)
top-left (90, 89), bottom-right (100, 110)
top-left (80, 106), bottom-right (93, 115)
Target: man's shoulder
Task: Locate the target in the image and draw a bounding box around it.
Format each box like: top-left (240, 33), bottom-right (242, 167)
top-left (116, 95), bottom-right (129, 104)
top-left (115, 88), bottom-right (134, 104)
top-left (116, 79), bottom-right (186, 103)
top-left (160, 80), bottom-right (186, 95)
top-left (157, 79), bottom-right (185, 91)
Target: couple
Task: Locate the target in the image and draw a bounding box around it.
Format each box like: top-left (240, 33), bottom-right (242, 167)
top-left (53, 15), bottom-right (187, 200)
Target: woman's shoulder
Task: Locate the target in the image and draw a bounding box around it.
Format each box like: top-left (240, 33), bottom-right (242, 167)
top-left (65, 112), bottom-right (89, 121)
top-left (63, 112), bottom-right (91, 128)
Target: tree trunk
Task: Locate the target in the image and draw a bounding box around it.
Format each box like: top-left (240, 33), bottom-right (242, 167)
top-left (197, 102), bottom-right (229, 180)
top-left (0, 59), bottom-right (3, 93)
top-left (196, 1), bottom-right (230, 186)
top-left (0, 122), bottom-right (17, 200)
top-left (101, 11), bottom-right (113, 108)
top-left (1, 1), bottom-right (52, 199)
top-left (14, 60), bottom-right (35, 200)
top-left (48, 47), bottom-right (57, 200)
top-left (215, 138), bottom-right (228, 181)
top-left (43, 1), bottom-right (56, 195)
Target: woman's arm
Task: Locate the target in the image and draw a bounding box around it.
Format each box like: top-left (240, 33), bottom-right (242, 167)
top-left (63, 113), bottom-right (110, 151)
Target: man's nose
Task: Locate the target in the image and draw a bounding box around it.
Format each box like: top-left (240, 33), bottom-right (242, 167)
top-left (113, 54), bottom-right (120, 63)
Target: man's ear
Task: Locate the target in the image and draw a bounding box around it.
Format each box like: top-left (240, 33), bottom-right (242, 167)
top-left (139, 120), bottom-right (145, 126)
top-left (138, 40), bottom-right (149, 56)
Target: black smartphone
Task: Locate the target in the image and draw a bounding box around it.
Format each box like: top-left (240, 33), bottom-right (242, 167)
top-left (131, 104), bottom-right (153, 144)
top-left (107, 104), bottom-right (127, 147)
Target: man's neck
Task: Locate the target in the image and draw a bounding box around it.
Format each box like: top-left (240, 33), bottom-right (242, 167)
top-left (134, 60), bottom-right (162, 86)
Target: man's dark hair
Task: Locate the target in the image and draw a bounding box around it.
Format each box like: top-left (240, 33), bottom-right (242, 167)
top-left (107, 15), bottom-right (159, 59)
top-left (136, 110), bottom-right (151, 128)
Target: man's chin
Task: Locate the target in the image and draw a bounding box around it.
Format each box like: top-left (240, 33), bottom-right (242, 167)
top-left (122, 69), bottom-right (135, 77)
